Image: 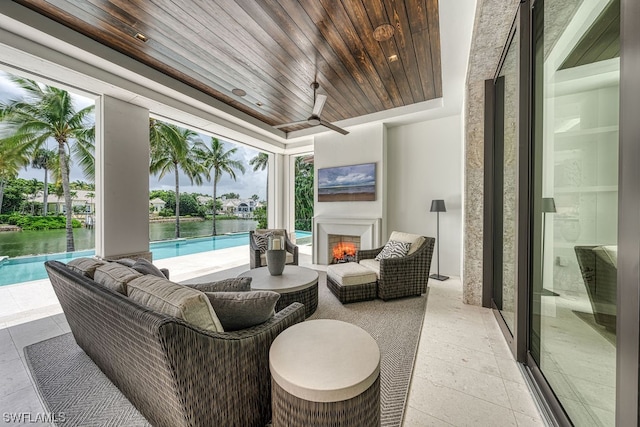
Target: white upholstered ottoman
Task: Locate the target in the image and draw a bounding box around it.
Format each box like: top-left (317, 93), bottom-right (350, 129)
top-left (269, 319), bottom-right (380, 427)
top-left (326, 262), bottom-right (378, 304)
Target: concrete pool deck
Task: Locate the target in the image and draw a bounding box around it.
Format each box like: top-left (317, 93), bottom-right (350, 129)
top-left (0, 244), bottom-right (316, 329)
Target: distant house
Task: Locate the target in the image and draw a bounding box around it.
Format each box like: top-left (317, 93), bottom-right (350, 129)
top-left (32, 189), bottom-right (95, 214)
top-left (218, 198), bottom-right (259, 218)
top-left (149, 198), bottom-right (166, 213)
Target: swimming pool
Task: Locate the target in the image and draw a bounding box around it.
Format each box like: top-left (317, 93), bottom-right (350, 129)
top-left (0, 231), bottom-right (312, 287)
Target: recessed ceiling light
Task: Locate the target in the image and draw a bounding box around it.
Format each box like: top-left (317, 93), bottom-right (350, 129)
top-left (232, 88), bottom-right (247, 97)
top-left (256, 102), bottom-right (263, 107)
top-left (134, 32), bottom-right (148, 42)
top-left (373, 24), bottom-right (394, 42)
top-left (388, 54), bottom-right (398, 62)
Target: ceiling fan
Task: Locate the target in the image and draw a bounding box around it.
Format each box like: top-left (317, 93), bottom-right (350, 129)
top-left (275, 82), bottom-right (349, 135)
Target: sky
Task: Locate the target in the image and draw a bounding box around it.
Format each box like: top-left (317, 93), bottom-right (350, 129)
top-left (0, 71), bottom-right (268, 200)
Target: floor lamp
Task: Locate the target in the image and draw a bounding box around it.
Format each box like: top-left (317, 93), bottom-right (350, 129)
top-left (429, 199), bottom-right (449, 281)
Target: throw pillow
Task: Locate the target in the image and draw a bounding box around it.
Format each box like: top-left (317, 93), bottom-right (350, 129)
top-left (94, 263), bottom-right (143, 294)
top-left (127, 275), bottom-right (224, 332)
top-left (185, 277), bottom-right (252, 293)
top-left (132, 258), bottom-right (166, 278)
top-left (67, 258), bottom-right (107, 279)
top-left (252, 232), bottom-right (272, 254)
top-left (205, 291), bottom-right (280, 331)
top-left (114, 258), bottom-right (137, 268)
top-left (375, 240), bottom-right (412, 261)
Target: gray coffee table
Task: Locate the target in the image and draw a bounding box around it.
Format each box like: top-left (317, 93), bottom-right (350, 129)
top-left (238, 265), bottom-right (319, 317)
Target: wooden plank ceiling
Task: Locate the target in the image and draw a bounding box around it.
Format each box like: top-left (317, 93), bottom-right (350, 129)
top-left (14, 0), bottom-right (442, 135)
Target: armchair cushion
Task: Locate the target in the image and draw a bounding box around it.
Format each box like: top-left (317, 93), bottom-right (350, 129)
top-left (205, 291), bottom-right (280, 331)
top-left (127, 274), bottom-right (224, 332)
top-left (375, 240), bottom-right (411, 260)
top-left (389, 231), bottom-right (426, 255)
top-left (359, 259), bottom-right (381, 278)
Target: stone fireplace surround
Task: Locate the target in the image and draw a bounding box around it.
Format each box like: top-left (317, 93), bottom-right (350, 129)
top-left (313, 217), bottom-right (382, 265)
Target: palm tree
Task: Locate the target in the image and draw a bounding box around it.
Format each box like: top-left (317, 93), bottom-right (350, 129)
top-left (249, 152), bottom-right (269, 204)
top-left (0, 138), bottom-right (30, 214)
top-left (194, 137), bottom-right (246, 236)
top-left (31, 148), bottom-right (56, 216)
top-left (149, 119), bottom-right (204, 238)
top-left (0, 77), bottom-right (95, 251)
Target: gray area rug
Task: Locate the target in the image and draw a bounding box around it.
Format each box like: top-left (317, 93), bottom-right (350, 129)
top-left (24, 334), bottom-right (151, 426)
top-left (26, 266), bottom-right (427, 427)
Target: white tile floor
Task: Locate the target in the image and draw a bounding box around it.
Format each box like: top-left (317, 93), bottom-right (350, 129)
top-left (0, 246), bottom-right (544, 426)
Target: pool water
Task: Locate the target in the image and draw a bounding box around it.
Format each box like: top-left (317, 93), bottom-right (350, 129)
top-left (0, 231), bottom-right (312, 287)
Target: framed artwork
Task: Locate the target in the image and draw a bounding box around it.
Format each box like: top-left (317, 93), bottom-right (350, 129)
top-left (317, 162), bottom-right (376, 202)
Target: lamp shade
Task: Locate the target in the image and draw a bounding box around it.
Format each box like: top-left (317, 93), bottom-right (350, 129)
top-left (542, 197), bottom-right (556, 213)
top-left (430, 199), bottom-right (446, 213)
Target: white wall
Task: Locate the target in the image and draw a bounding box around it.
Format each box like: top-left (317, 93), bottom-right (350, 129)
top-left (386, 115), bottom-right (464, 277)
top-left (313, 123), bottom-right (387, 229)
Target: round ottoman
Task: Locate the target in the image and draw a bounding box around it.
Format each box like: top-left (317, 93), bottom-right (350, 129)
top-left (269, 319), bottom-right (380, 427)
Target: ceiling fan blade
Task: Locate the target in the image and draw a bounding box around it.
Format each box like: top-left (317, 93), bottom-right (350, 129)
top-left (274, 120), bottom-right (309, 129)
top-left (319, 119), bottom-right (349, 135)
top-left (312, 94), bottom-right (327, 116)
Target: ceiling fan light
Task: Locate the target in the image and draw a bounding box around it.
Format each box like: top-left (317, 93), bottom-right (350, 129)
top-left (308, 116), bottom-right (321, 126)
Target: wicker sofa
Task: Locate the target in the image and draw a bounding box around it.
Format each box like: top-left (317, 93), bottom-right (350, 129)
top-left (44, 260), bottom-right (305, 427)
top-left (356, 233), bottom-right (435, 300)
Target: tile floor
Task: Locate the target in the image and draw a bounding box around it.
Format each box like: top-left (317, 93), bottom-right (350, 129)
top-left (0, 246), bottom-right (545, 426)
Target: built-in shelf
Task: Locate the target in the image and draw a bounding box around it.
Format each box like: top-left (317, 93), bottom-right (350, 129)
top-left (554, 185), bottom-right (618, 194)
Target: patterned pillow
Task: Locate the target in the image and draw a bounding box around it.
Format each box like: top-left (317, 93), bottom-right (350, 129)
top-left (375, 240), bottom-right (412, 261)
top-left (252, 232), bottom-right (272, 253)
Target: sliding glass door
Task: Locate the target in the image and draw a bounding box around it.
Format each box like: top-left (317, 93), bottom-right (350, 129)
top-left (530, 0), bottom-right (619, 424)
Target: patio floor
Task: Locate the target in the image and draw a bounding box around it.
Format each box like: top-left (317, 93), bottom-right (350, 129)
top-left (0, 245), bottom-right (544, 426)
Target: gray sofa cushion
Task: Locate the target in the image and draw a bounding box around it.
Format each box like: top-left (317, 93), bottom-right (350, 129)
top-left (67, 258), bottom-right (107, 279)
top-left (205, 291), bottom-right (280, 331)
top-left (127, 275), bottom-right (224, 332)
top-left (132, 258), bottom-right (166, 278)
top-left (94, 263), bottom-right (143, 294)
top-left (185, 277), bottom-right (252, 293)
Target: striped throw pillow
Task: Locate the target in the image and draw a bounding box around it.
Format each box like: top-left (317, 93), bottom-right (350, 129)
top-left (252, 232), bottom-right (272, 253)
top-left (375, 240), bottom-right (411, 261)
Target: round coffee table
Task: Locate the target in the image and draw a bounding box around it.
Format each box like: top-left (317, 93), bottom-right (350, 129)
top-left (238, 265), bottom-right (319, 317)
top-left (269, 319), bottom-right (380, 426)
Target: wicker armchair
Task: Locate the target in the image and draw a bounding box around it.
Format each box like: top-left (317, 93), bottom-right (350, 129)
top-left (250, 229), bottom-right (298, 269)
top-left (356, 235), bottom-right (435, 300)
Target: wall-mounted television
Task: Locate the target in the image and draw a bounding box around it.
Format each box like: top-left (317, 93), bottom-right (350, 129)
top-left (317, 162), bottom-right (376, 202)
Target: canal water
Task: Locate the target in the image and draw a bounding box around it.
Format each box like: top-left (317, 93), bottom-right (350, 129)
top-left (0, 219), bottom-right (258, 258)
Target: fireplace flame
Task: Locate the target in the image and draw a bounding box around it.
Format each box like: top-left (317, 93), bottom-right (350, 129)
top-left (332, 242), bottom-right (357, 261)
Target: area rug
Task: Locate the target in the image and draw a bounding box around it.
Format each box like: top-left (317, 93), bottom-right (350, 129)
top-left (24, 333), bottom-right (151, 426)
top-left (26, 266), bottom-right (427, 427)
top-left (188, 266), bottom-right (429, 427)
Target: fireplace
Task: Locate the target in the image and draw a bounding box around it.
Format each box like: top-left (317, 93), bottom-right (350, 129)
top-left (313, 217), bottom-right (382, 265)
top-left (328, 234), bottom-right (361, 263)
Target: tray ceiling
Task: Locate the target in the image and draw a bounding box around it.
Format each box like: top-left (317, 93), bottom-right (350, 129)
top-left (14, 0), bottom-right (442, 135)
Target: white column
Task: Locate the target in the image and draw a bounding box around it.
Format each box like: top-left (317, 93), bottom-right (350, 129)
top-left (95, 95), bottom-right (151, 260)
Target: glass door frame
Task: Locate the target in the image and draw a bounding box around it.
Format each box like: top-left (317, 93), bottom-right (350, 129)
top-left (484, 0), bottom-right (640, 424)
top-left (483, 1), bottom-right (531, 361)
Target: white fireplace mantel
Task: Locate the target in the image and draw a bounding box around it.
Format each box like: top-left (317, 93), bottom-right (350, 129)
top-left (313, 217), bottom-right (382, 265)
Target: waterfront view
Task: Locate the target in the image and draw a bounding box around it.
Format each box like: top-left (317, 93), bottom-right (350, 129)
top-left (0, 219), bottom-right (258, 258)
